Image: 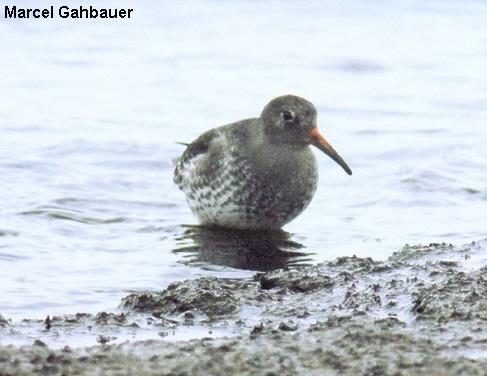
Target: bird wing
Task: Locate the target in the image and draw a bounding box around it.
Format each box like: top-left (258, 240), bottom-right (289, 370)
top-left (173, 119), bottom-right (257, 191)
top-left (173, 128), bottom-right (224, 189)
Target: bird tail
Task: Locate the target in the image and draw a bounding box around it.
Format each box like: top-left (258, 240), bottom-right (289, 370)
top-left (172, 142), bottom-right (189, 166)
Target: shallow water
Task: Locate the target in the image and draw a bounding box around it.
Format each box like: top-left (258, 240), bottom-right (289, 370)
top-left (1, 0), bottom-right (487, 329)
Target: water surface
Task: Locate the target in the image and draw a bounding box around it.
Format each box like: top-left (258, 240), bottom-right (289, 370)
top-left (1, 0), bottom-right (486, 327)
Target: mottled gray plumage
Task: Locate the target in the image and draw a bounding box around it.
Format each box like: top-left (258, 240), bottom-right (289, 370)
top-left (174, 95), bottom-right (352, 230)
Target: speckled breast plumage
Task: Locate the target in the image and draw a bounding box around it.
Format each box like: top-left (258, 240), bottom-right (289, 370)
top-left (174, 125), bottom-right (318, 230)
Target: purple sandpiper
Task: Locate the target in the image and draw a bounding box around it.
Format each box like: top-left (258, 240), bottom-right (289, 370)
top-left (174, 95), bottom-right (352, 230)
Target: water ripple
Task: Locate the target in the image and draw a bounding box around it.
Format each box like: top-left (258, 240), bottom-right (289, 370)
top-left (20, 208), bottom-right (128, 225)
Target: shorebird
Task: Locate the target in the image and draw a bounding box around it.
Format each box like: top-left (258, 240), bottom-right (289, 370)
top-left (174, 95), bottom-right (352, 230)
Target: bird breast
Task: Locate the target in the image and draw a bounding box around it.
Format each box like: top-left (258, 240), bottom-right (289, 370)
top-left (247, 144), bottom-right (318, 191)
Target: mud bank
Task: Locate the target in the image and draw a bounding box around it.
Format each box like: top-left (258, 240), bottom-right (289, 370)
top-left (1, 240), bottom-right (486, 375)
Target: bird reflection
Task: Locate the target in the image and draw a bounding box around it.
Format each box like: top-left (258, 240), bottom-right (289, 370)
top-left (173, 225), bottom-right (312, 272)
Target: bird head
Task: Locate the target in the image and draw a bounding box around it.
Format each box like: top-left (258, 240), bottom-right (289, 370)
top-left (261, 95), bottom-right (352, 175)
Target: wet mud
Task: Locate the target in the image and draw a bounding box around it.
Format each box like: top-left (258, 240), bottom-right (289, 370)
top-left (1, 239), bottom-right (486, 375)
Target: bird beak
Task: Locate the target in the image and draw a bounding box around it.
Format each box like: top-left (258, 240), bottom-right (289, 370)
top-left (309, 127), bottom-right (352, 175)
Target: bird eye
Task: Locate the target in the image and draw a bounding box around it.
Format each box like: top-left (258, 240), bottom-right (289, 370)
top-left (282, 110), bottom-right (295, 122)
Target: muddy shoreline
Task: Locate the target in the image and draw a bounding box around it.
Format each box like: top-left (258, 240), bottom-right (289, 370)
top-left (1, 240), bottom-right (486, 375)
